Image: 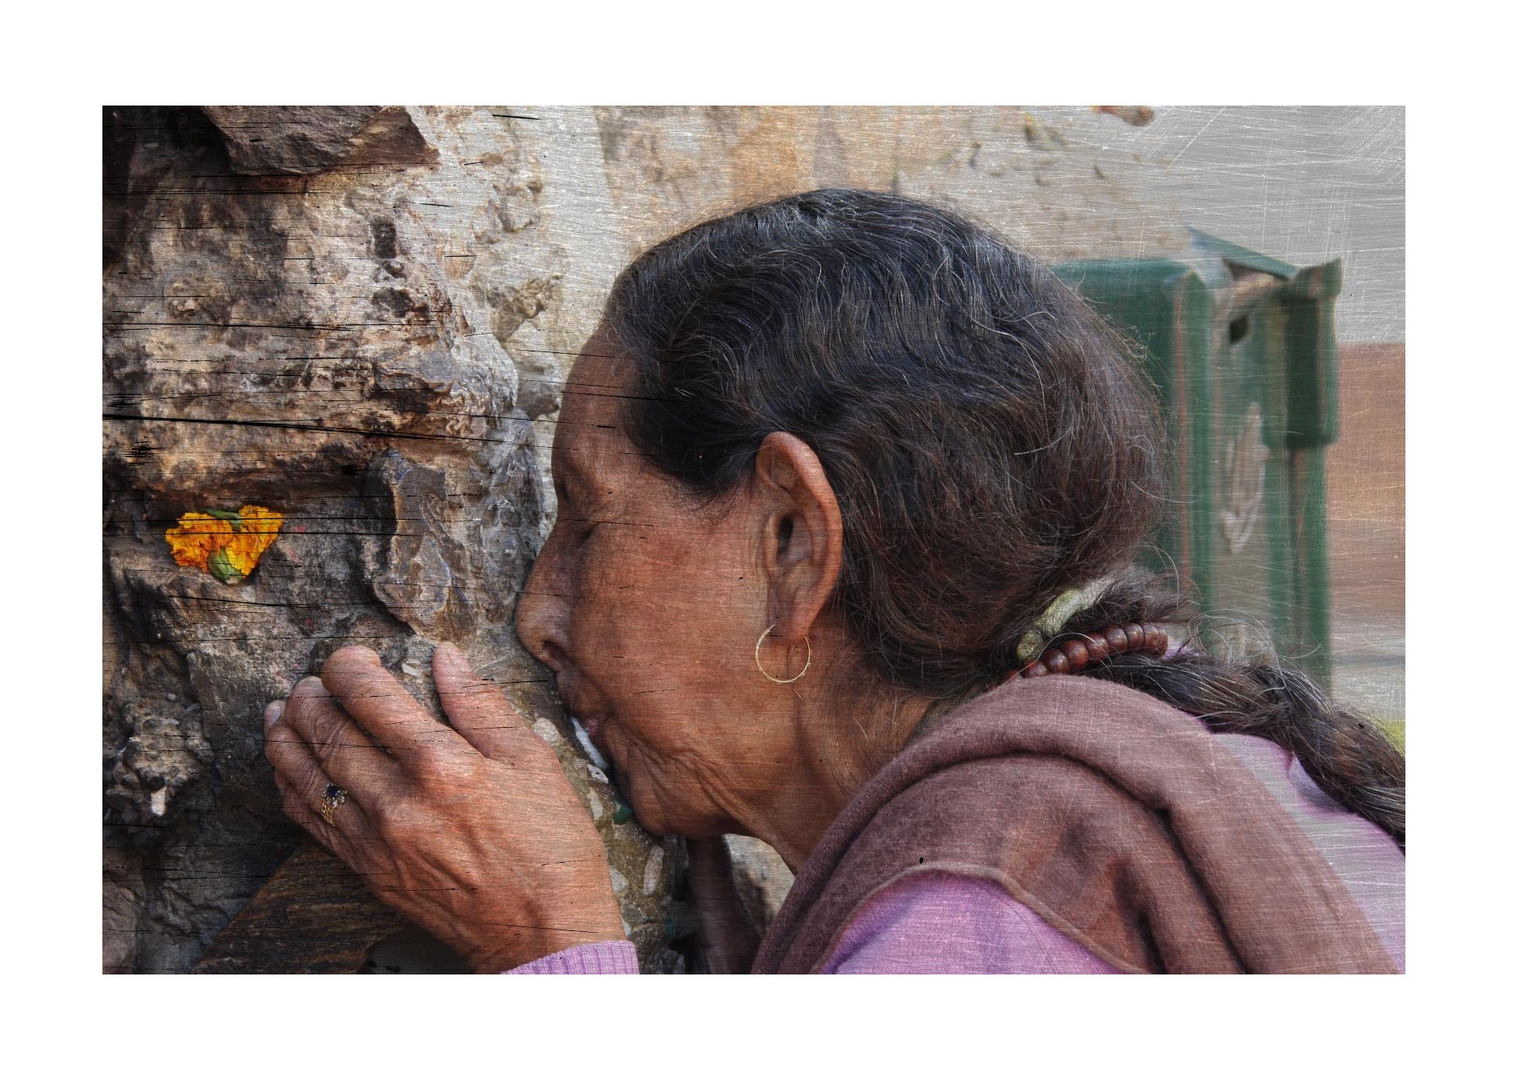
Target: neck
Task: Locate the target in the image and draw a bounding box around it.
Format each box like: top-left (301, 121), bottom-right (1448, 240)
top-left (730, 677), bottom-right (932, 872)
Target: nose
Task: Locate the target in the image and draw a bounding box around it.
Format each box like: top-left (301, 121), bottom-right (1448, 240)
top-left (516, 528), bottom-right (570, 673)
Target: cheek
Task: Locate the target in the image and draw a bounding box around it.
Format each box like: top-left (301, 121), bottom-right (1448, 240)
top-left (585, 529), bottom-right (734, 630)
top-left (571, 537), bottom-right (650, 642)
top-left (563, 540), bottom-right (686, 709)
top-left (603, 705), bottom-right (721, 836)
top-left (569, 506), bottom-right (760, 719)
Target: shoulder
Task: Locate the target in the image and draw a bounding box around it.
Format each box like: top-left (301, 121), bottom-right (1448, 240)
top-left (760, 674), bottom-right (1397, 973)
top-left (764, 678), bottom-right (1219, 973)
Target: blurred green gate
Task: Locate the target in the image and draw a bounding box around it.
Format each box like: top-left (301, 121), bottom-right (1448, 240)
top-left (1054, 230), bottom-right (1342, 687)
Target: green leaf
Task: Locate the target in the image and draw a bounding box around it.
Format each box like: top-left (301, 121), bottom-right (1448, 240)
top-left (207, 547), bottom-right (245, 585)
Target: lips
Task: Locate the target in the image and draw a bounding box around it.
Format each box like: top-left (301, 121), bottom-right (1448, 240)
top-left (556, 676), bottom-right (612, 766)
top-left (569, 714), bottom-right (612, 772)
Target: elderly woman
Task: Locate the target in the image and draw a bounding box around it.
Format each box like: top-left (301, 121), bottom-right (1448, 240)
top-left (263, 190), bottom-right (1404, 974)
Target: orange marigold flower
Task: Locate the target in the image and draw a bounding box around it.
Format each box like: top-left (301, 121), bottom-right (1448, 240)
top-left (165, 505), bottom-right (283, 583)
top-left (165, 513), bottom-right (234, 572)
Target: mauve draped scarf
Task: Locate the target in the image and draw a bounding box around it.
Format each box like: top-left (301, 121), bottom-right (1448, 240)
top-left (753, 675), bottom-right (1397, 974)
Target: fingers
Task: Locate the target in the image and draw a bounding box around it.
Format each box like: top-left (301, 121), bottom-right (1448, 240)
top-left (432, 642), bottom-right (532, 760)
top-left (283, 674), bottom-right (403, 791)
top-left (263, 700), bottom-right (373, 850)
top-left (319, 646), bottom-right (467, 769)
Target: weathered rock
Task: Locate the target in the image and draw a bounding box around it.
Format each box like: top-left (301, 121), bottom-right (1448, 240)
top-left (103, 106), bottom-right (679, 973)
top-left (104, 105), bottom-right (1206, 974)
top-left (202, 106), bottom-right (437, 174)
top-left (724, 835), bottom-right (795, 940)
top-left (103, 846), bottom-right (144, 974)
top-left (104, 705), bottom-right (213, 827)
top-left (193, 841), bottom-right (410, 974)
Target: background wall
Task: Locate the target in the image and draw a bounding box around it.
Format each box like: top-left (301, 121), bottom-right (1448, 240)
top-left (103, 106), bottom-right (1404, 972)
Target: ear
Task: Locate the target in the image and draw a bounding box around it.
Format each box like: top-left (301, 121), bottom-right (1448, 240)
top-left (750, 432), bottom-right (845, 643)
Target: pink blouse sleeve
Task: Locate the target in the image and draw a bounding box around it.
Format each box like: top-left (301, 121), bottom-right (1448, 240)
top-left (502, 939), bottom-right (641, 974)
top-left (501, 876), bottom-right (1118, 974)
top-left (821, 871), bottom-right (1122, 974)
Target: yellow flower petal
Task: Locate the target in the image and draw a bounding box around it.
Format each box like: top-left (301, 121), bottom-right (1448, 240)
top-left (227, 506), bottom-right (284, 574)
top-left (166, 513), bottom-right (234, 572)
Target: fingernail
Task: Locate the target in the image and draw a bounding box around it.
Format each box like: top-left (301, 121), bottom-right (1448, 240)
top-left (264, 701), bottom-right (284, 731)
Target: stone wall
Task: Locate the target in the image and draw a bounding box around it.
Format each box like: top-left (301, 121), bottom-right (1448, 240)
top-left (102, 105), bottom-right (1193, 973)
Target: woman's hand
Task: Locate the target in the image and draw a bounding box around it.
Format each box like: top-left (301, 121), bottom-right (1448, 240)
top-left (263, 642), bottom-right (626, 972)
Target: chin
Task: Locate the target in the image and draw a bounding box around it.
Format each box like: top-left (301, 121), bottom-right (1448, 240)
top-left (598, 734), bottom-right (717, 838)
top-left (615, 776), bottom-right (708, 840)
top-left (616, 781), bottom-right (672, 837)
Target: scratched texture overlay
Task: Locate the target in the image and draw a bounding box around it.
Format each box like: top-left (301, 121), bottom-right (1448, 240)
top-left (102, 106), bottom-right (1403, 973)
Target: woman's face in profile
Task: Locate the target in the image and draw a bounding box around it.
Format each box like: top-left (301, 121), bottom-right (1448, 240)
top-left (515, 344), bottom-right (784, 838)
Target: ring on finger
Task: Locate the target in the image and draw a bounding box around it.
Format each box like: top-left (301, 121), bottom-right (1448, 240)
top-left (320, 783), bottom-right (348, 827)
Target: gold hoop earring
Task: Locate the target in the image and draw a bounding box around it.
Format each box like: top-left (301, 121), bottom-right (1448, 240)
top-left (755, 623), bottom-right (812, 684)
